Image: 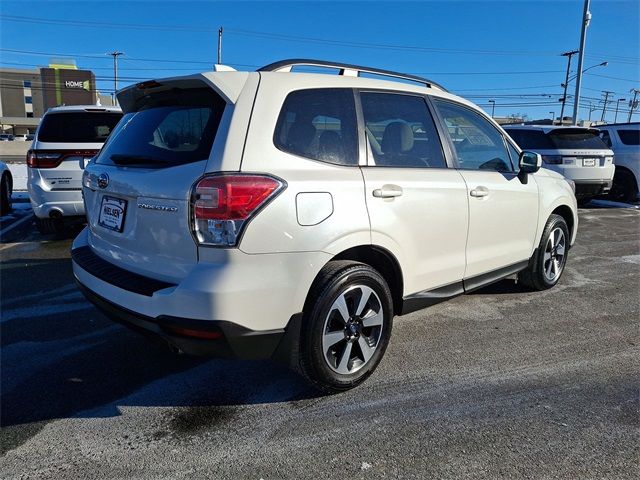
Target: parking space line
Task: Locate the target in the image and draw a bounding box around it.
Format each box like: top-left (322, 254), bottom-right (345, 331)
top-left (0, 213), bottom-right (34, 239)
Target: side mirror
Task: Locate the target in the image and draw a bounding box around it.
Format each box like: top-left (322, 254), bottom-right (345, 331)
top-left (519, 151), bottom-right (542, 174)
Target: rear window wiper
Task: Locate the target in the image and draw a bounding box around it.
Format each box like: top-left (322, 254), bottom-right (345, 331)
top-left (110, 154), bottom-right (168, 165)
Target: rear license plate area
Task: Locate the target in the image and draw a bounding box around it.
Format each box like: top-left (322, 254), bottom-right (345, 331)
top-left (98, 196), bottom-right (127, 232)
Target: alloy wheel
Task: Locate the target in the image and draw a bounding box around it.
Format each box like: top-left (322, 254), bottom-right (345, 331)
top-left (322, 285), bottom-right (384, 375)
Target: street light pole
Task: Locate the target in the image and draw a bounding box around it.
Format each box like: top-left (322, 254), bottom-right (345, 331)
top-left (549, 111), bottom-right (556, 124)
top-left (560, 50), bottom-right (579, 123)
top-left (217, 27), bottom-right (223, 65)
top-left (488, 99), bottom-right (495, 118)
top-left (614, 98), bottom-right (626, 123)
top-left (107, 51), bottom-right (124, 106)
top-left (572, 0), bottom-right (591, 125)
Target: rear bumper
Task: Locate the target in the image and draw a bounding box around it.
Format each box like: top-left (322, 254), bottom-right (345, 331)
top-left (76, 280), bottom-right (295, 359)
top-left (574, 180), bottom-right (612, 199)
top-left (28, 181), bottom-right (84, 218)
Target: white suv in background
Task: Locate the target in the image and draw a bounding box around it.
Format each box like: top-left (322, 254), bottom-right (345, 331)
top-left (72, 60), bottom-right (578, 392)
top-left (28, 105), bottom-right (122, 233)
top-left (598, 123), bottom-right (639, 203)
top-left (503, 125), bottom-right (614, 205)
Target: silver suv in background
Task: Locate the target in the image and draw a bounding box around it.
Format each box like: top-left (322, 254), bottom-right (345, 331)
top-left (598, 123), bottom-right (639, 203)
top-left (28, 105), bottom-right (122, 233)
top-left (504, 125), bottom-right (614, 204)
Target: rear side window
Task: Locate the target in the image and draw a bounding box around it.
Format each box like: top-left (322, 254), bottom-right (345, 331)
top-left (96, 88), bottom-right (225, 167)
top-left (504, 129), bottom-right (554, 150)
top-left (617, 129), bottom-right (640, 145)
top-left (547, 129), bottom-right (608, 149)
top-left (274, 89), bottom-right (358, 166)
top-left (361, 92), bottom-right (446, 168)
top-left (38, 112), bottom-right (122, 143)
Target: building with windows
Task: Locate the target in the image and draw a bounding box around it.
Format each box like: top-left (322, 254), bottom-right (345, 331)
top-left (0, 62), bottom-right (98, 135)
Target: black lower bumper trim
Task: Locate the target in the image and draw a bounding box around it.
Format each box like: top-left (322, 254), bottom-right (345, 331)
top-left (77, 281), bottom-right (287, 359)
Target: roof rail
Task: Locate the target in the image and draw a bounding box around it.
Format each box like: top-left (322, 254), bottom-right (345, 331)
top-left (258, 58), bottom-right (447, 92)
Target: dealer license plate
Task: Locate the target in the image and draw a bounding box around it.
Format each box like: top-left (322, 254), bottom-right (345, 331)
top-left (98, 196), bottom-right (127, 232)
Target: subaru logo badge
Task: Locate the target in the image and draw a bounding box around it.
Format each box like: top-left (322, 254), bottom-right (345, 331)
top-left (97, 173), bottom-right (109, 189)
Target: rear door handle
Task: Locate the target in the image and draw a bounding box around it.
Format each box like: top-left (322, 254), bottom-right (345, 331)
top-left (373, 185), bottom-right (403, 198)
top-left (470, 186), bottom-right (489, 198)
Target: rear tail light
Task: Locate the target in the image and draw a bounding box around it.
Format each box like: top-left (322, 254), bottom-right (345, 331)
top-left (191, 174), bottom-right (285, 247)
top-left (27, 150), bottom-right (98, 168)
top-left (541, 155), bottom-right (562, 165)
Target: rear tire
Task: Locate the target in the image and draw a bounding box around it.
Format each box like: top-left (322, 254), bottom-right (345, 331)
top-left (609, 169), bottom-right (638, 203)
top-left (518, 214), bottom-right (569, 291)
top-left (0, 172), bottom-right (12, 215)
top-left (35, 217), bottom-right (64, 235)
top-left (298, 261), bottom-right (393, 393)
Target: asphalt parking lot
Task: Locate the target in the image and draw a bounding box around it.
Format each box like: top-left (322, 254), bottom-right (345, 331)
top-left (1, 204), bottom-right (638, 479)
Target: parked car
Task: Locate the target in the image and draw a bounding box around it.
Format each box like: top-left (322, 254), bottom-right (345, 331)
top-left (503, 125), bottom-right (614, 204)
top-left (27, 105), bottom-right (123, 233)
top-left (0, 134), bottom-right (15, 141)
top-left (597, 123), bottom-right (639, 203)
top-left (13, 134), bottom-right (33, 142)
top-left (0, 161), bottom-right (13, 215)
top-left (72, 60), bottom-right (578, 392)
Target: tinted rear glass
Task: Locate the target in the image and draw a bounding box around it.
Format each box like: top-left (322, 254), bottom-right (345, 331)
top-left (38, 112), bottom-right (122, 143)
top-left (617, 129), bottom-right (640, 145)
top-left (96, 88), bottom-right (225, 168)
top-left (504, 129), bottom-right (554, 150)
top-left (505, 128), bottom-right (608, 150)
top-left (547, 129), bottom-right (608, 149)
top-left (273, 88), bottom-right (358, 166)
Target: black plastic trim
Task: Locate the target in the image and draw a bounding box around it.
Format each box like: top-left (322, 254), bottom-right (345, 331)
top-left (76, 281), bottom-right (288, 359)
top-left (401, 260), bottom-right (529, 315)
top-left (71, 246), bottom-right (176, 297)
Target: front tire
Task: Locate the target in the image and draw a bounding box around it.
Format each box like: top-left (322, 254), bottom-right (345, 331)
top-left (518, 214), bottom-right (569, 291)
top-left (299, 261), bottom-right (393, 393)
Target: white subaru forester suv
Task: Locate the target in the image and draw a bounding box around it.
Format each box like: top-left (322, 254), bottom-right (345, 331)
top-left (73, 60), bottom-right (578, 392)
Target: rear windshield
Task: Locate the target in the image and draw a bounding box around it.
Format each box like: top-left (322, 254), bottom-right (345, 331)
top-left (96, 88), bottom-right (225, 168)
top-left (548, 129), bottom-right (608, 149)
top-left (38, 112), bottom-right (123, 143)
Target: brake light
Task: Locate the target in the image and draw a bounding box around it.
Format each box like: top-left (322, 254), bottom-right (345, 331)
top-left (191, 174), bottom-right (285, 246)
top-left (27, 150), bottom-right (98, 168)
top-left (541, 155), bottom-right (562, 165)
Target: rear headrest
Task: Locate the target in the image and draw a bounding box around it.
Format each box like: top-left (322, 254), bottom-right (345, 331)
top-left (381, 122), bottom-right (414, 154)
top-left (287, 122), bottom-right (316, 154)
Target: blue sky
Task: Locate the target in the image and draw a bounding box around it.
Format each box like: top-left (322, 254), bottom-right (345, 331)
top-left (1, 0), bottom-right (638, 121)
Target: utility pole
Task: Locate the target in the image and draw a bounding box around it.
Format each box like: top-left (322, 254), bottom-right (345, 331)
top-left (572, 0), bottom-right (591, 125)
top-left (560, 50), bottom-right (579, 123)
top-left (600, 90), bottom-right (614, 122)
top-left (628, 89), bottom-right (640, 122)
top-left (107, 51), bottom-right (124, 106)
top-left (217, 27), bottom-right (223, 64)
top-left (614, 98), bottom-right (626, 123)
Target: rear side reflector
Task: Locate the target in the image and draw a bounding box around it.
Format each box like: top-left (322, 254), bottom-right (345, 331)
top-left (27, 149), bottom-right (98, 168)
top-left (162, 325), bottom-right (224, 340)
top-left (191, 174), bottom-right (285, 247)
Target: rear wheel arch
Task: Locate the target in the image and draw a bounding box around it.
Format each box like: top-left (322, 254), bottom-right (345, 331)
top-left (304, 245), bottom-right (404, 317)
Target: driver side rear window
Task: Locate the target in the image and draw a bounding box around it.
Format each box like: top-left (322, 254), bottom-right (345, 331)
top-left (274, 89), bottom-right (358, 166)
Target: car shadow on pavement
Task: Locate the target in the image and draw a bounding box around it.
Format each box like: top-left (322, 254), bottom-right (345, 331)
top-left (1, 262), bottom-right (322, 437)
